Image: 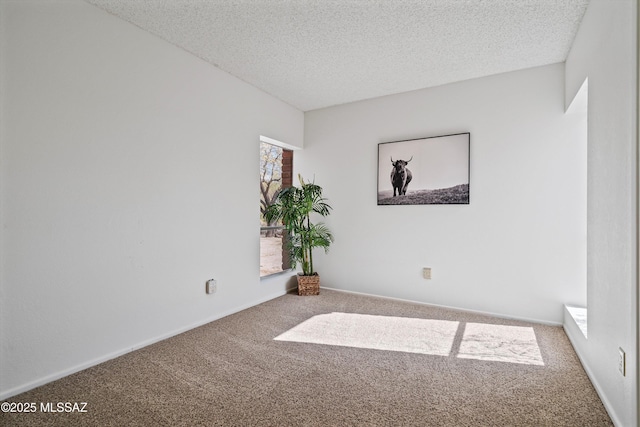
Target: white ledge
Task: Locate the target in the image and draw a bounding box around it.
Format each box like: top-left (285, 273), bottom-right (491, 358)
top-left (564, 305), bottom-right (588, 338)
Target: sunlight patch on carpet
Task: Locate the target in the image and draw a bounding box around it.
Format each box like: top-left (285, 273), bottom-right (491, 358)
top-left (274, 312), bottom-right (459, 356)
top-left (457, 323), bottom-right (544, 365)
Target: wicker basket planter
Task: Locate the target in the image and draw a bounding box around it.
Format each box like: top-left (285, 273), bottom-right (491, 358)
top-left (297, 274), bottom-right (320, 296)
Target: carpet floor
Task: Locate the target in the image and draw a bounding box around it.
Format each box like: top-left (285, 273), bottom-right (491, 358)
top-left (1, 289), bottom-right (613, 426)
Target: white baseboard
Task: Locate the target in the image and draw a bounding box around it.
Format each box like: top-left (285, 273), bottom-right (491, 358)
top-left (563, 317), bottom-right (623, 427)
top-left (0, 288), bottom-right (292, 401)
top-left (321, 286), bottom-right (562, 326)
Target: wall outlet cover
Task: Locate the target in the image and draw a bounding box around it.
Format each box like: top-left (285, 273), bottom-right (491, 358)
top-left (618, 347), bottom-right (626, 376)
top-left (206, 279), bottom-right (217, 294)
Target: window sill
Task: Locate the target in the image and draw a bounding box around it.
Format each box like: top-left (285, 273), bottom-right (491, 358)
top-left (260, 269), bottom-right (295, 280)
top-left (564, 305), bottom-right (588, 338)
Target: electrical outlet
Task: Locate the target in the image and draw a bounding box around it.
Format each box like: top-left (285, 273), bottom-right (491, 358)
top-left (206, 279), bottom-right (217, 294)
top-left (422, 268), bottom-right (432, 280)
top-left (618, 347), bottom-right (626, 376)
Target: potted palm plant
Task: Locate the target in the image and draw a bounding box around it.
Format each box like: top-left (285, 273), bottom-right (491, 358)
top-left (264, 174), bottom-right (333, 295)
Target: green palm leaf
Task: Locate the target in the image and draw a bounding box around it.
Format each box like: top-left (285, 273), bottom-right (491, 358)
top-left (263, 175), bottom-right (333, 276)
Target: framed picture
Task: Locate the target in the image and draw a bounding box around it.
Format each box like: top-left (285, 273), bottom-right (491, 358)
top-left (377, 133), bottom-right (470, 205)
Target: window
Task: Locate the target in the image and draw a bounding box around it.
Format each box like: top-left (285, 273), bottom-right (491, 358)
top-left (260, 140), bottom-right (293, 277)
top-left (564, 77), bottom-right (588, 337)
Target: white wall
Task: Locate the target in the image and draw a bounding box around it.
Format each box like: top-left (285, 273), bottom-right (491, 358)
top-left (0, 0), bottom-right (303, 399)
top-left (300, 63), bottom-right (586, 325)
top-left (564, 1), bottom-right (637, 426)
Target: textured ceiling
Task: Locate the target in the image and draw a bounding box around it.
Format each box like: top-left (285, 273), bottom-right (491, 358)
top-left (85, 0), bottom-right (589, 111)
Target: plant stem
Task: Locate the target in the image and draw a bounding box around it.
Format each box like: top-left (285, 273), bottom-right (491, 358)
top-left (307, 213), bottom-right (313, 275)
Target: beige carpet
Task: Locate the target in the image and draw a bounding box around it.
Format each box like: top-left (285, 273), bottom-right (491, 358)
top-left (1, 289), bottom-right (613, 426)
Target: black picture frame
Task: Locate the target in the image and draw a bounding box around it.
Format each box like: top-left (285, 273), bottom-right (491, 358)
top-left (377, 133), bottom-right (470, 205)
